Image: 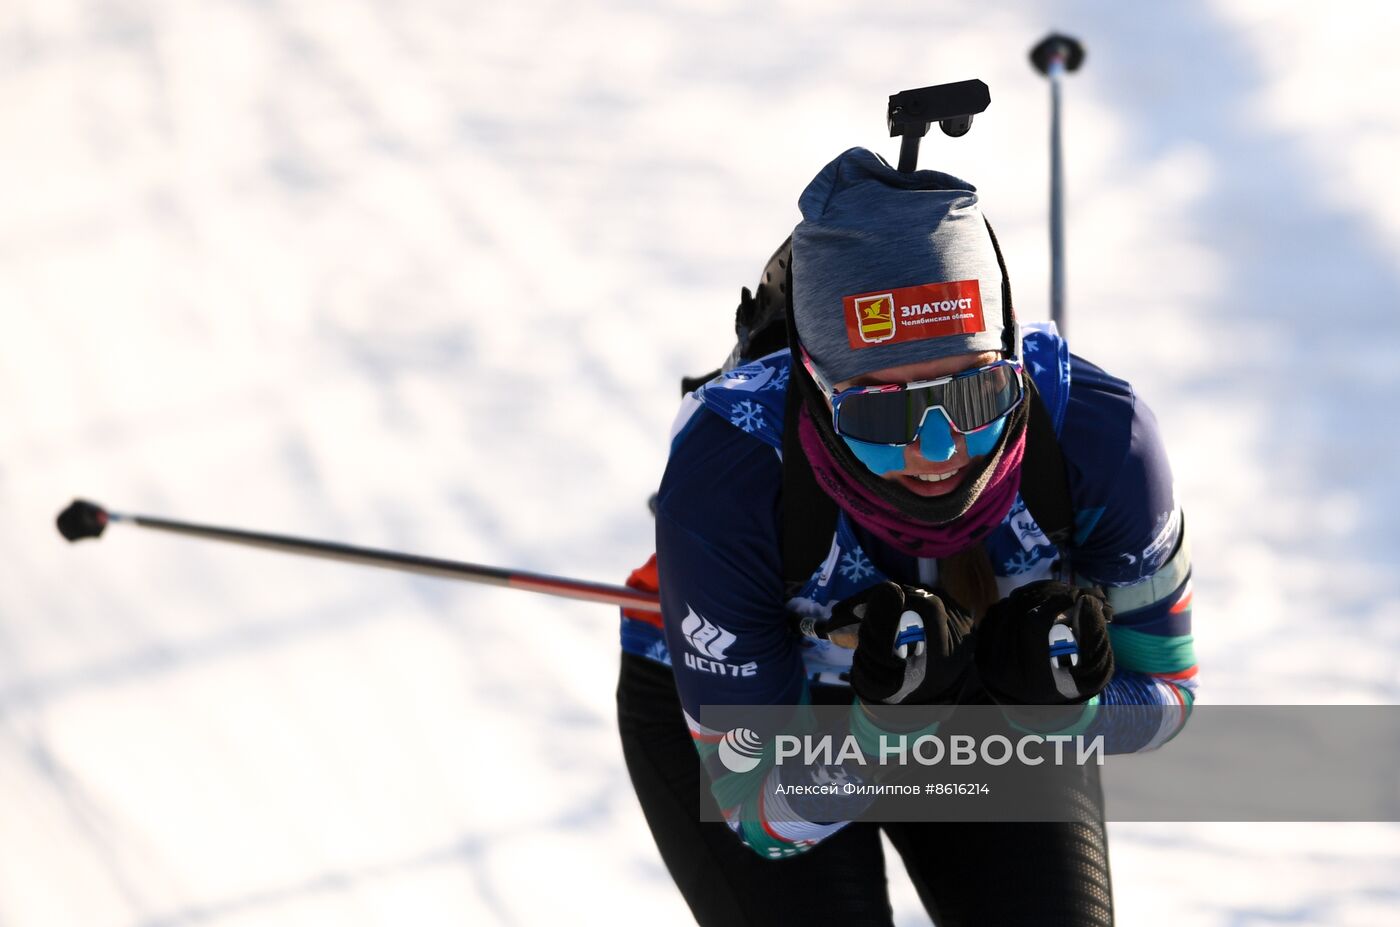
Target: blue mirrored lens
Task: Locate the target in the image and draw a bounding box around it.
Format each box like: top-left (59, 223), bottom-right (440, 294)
top-left (843, 435), bottom-right (907, 475)
top-left (846, 410), bottom-right (1009, 477)
top-left (964, 415), bottom-right (1007, 457)
top-left (916, 412), bottom-right (957, 462)
top-left (833, 362), bottom-right (1021, 444)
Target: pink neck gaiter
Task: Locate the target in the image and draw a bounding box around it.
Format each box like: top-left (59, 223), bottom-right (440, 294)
top-left (797, 407), bottom-right (1026, 559)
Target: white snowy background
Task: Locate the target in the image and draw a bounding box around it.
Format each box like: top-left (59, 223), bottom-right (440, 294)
top-left (3, 0), bottom-right (1399, 924)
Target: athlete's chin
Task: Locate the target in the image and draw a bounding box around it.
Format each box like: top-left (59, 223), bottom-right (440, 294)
top-left (889, 468), bottom-right (970, 497)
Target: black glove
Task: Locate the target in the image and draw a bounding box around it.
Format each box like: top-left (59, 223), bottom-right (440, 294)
top-left (833, 582), bottom-right (975, 705)
top-left (975, 581), bottom-right (1114, 706)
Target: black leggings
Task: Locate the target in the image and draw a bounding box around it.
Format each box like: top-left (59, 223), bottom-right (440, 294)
top-left (617, 653), bottom-right (1114, 926)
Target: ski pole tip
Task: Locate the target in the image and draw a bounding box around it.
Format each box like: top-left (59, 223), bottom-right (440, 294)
top-left (57, 499), bottom-right (109, 542)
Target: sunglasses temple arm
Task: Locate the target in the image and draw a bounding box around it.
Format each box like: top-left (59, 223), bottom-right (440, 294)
top-left (55, 499), bottom-right (662, 613)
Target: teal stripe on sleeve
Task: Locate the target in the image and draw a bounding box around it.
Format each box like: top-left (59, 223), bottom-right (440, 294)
top-left (1109, 625), bottom-right (1197, 674)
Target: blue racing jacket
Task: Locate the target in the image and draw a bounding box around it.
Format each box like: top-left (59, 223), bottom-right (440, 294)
top-left (620, 324), bottom-right (1196, 857)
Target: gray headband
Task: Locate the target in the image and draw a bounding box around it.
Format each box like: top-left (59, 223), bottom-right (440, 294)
top-left (792, 147), bottom-right (1008, 384)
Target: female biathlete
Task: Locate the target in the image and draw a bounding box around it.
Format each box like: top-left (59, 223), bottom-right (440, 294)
top-left (616, 148), bottom-right (1196, 926)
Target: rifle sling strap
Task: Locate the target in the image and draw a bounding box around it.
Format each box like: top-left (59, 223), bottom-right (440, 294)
top-left (1020, 376), bottom-right (1075, 548)
top-left (780, 363), bottom-right (840, 593)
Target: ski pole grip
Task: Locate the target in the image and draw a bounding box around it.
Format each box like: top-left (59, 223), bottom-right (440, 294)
top-left (1030, 34), bottom-right (1085, 77)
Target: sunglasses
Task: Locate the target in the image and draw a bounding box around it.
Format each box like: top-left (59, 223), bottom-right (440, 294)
top-left (804, 352), bottom-right (1025, 446)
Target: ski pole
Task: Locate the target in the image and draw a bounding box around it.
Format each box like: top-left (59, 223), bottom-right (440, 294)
top-left (1029, 33), bottom-right (1085, 337)
top-left (55, 499), bottom-right (662, 613)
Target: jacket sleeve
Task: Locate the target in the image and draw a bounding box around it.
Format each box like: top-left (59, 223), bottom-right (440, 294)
top-left (1060, 355), bottom-right (1196, 752)
top-left (654, 409), bottom-right (849, 858)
